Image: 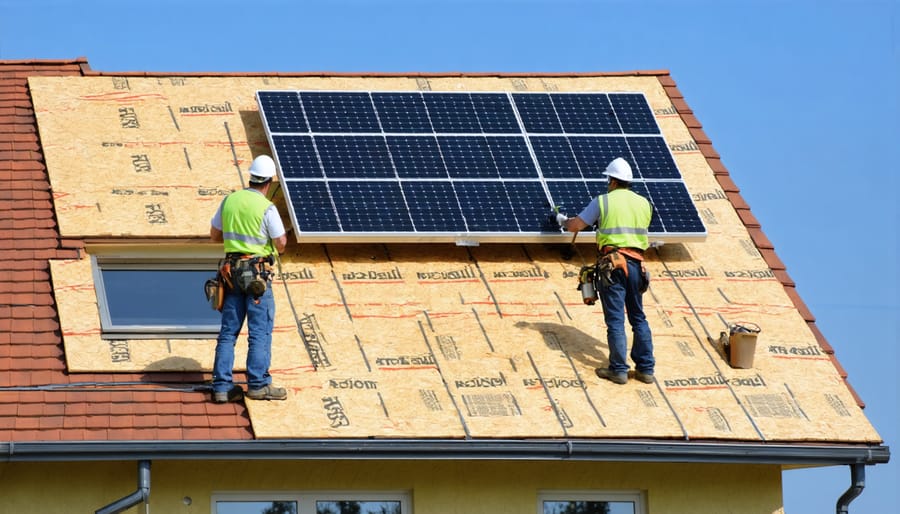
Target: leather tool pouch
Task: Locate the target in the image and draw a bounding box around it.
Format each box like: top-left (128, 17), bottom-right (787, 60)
top-left (203, 278), bottom-right (224, 311)
top-left (598, 250), bottom-right (629, 287)
top-left (204, 259), bottom-right (231, 312)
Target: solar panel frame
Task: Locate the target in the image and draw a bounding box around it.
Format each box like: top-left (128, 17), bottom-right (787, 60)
top-left (257, 90), bottom-right (706, 244)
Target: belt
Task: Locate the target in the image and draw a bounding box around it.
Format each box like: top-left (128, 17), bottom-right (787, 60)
top-left (600, 246), bottom-right (643, 256)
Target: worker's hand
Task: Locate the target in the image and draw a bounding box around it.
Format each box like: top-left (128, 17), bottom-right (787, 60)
top-left (555, 212), bottom-right (568, 227)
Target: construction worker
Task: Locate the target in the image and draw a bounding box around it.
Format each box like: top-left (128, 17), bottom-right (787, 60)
top-left (556, 157), bottom-right (655, 385)
top-left (209, 155), bottom-right (288, 403)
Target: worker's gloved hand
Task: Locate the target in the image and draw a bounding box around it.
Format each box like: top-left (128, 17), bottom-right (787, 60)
top-left (555, 212), bottom-right (569, 227)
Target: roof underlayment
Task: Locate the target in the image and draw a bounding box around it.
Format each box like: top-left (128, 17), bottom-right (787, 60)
top-left (27, 71), bottom-right (881, 445)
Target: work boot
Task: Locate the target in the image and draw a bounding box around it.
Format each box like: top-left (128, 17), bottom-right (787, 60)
top-left (213, 385), bottom-right (244, 404)
top-left (247, 384), bottom-right (287, 401)
top-left (634, 370), bottom-right (655, 384)
top-left (595, 368), bottom-right (627, 385)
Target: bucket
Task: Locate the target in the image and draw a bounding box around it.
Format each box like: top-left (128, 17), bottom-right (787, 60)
top-left (727, 322), bottom-right (760, 369)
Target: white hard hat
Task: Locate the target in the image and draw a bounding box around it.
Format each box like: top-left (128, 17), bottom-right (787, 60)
top-left (603, 157), bottom-right (633, 182)
top-left (248, 155), bottom-right (277, 183)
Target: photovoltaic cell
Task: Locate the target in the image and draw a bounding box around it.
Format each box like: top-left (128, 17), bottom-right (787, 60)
top-left (609, 93), bottom-right (661, 134)
top-left (550, 93), bottom-right (620, 134)
top-left (547, 180), bottom-right (594, 215)
top-left (530, 136), bottom-right (581, 178)
top-left (284, 181), bottom-right (340, 232)
top-left (471, 93), bottom-right (520, 133)
top-left (271, 135), bottom-right (321, 179)
top-left (423, 93), bottom-right (481, 133)
top-left (643, 182), bottom-right (705, 233)
top-left (402, 181), bottom-right (466, 232)
top-left (256, 90), bottom-right (705, 242)
top-left (372, 92), bottom-right (431, 133)
top-left (505, 181), bottom-right (557, 232)
top-left (439, 136), bottom-right (499, 179)
top-left (386, 136), bottom-right (447, 178)
top-left (569, 137), bottom-right (632, 177)
top-left (628, 136), bottom-right (680, 179)
top-left (316, 135), bottom-right (393, 178)
top-left (257, 92), bottom-right (309, 133)
top-left (455, 181), bottom-right (515, 232)
top-left (301, 92), bottom-right (379, 133)
top-left (330, 181), bottom-right (412, 232)
top-left (488, 137), bottom-right (538, 178)
top-left (513, 93), bottom-right (563, 133)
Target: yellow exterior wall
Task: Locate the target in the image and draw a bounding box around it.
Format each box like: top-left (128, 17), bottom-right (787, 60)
top-left (0, 459), bottom-right (784, 514)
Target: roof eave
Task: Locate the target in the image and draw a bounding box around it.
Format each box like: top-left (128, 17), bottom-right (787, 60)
top-left (2, 439), bottom-right (889, 466)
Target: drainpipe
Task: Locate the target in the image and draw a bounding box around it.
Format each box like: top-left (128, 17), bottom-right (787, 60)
top-left (96, 460), bottom-right (151, 514)
top-left (836, 463), bottom-right (865, 514)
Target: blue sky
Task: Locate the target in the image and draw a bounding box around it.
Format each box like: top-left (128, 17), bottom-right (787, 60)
top-left (1, 0), bottom-right (897, 512)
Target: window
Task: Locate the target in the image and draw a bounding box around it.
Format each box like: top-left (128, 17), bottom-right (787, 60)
top-left (316, 501), bottom-right (401, 514)
top-left (91, 245), bottom-right (222, 339)
top-left (539, 491), bottom-right (645, 514)
top-left (216, 501), bottom-right (297, 514)
top-left (212, 493), bottom-right (409, 514)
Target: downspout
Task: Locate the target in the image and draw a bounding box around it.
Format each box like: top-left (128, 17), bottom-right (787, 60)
top-left (95, 460), bottom-right (151, 514)
top-left (836, 463), bottom-right (865, 514)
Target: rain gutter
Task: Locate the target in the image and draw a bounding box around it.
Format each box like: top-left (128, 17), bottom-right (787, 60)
top-left (0, 439), bottom-right (890, 465)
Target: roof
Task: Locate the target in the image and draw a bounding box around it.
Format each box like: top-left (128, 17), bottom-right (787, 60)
top-left (0, 58), bottom-right (888, 466)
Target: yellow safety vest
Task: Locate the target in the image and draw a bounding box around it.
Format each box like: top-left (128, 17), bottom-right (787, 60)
top-left (595, 188), bottom-right (652, 250)
top-left (221, 189), bottom-right (276, 256)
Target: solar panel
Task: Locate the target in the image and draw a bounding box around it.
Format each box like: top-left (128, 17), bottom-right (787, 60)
top-left (257, 90), bottom-right (706, 244)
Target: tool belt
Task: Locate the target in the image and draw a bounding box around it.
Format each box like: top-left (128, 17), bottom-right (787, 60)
top-left (220, 253), bottom-right (274, 300)
top-left (597, 246), bottom-right (650, 292)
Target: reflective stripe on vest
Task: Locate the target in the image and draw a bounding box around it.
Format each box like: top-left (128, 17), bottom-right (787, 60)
top-left (595, 189), bottom-right (652, 250)
top-left (221, 189), bottom-right (275, 256)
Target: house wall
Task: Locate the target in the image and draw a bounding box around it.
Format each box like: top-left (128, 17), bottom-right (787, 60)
top-left (0, 459), bottom-right (784, 513)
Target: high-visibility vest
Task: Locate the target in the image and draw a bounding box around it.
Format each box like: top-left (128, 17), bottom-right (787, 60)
top-left (221, 189), bottom-right (276, 256)
top-left (595, 188), bottom-right (652, 250)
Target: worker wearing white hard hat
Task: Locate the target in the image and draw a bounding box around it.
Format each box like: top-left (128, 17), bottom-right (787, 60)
top-left (555, 157), bottom-right (656, 386)
top-left (209, 154), bottom-right (288, 404)
top-left (248, 154), bottom-right (277, 184)
top-left (602, 156), bottom-right (634, 182)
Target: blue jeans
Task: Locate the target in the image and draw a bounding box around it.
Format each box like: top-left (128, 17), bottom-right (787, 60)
top-left (598, 257), bottom-right (654, 374)
top-left (213, 284), bottom-right (274, 393)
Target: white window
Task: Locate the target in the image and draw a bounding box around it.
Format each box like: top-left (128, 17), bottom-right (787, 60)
top-left (91, 245), bottom-right (222, 339)
top-left (539, 491), bottom-right (646, 514)
top-left (211, 492), bottom-right (410, 514)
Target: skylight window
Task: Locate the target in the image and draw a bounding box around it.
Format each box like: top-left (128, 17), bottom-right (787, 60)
top-left (91, 248), bottom-right (221, 339)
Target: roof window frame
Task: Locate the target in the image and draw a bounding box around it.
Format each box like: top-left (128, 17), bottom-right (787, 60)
top-left (89, 243), bottom-right (223, 340)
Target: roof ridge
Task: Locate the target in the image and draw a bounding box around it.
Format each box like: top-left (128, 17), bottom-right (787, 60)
top-left (79, 69), bottom-right (672, 78)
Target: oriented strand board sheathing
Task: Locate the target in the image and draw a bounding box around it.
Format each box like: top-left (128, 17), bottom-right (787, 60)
top-left (49, 258), bottom-right (222, 371)
top-left (36, 75), bottom-right (881, 443)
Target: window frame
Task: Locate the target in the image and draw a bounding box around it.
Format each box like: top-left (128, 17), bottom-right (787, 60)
top-left (210, 491), bottom-right (411, 514)
top-left (90, 244), bottom-right (223, 340)
top-left (538, 490), bottom-right (647, 514)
